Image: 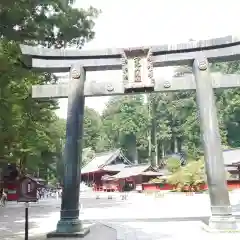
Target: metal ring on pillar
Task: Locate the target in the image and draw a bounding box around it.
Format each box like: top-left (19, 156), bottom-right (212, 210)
top-left (71, 69), bottom-right (81, 79)
top-left (197, 59), bottom-right (208, 71)
top-left (106, 84), bottom-right (114, 92)
top-left (163, 81), bottom-right (171, 88)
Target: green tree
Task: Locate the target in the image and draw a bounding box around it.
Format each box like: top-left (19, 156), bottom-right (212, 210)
top-left (102, 95), bottom-right (149, 163)
top-left (166, 157), bottom-right (181, 173)
top-left (0, 0), bottom-right (100, 177)
top-left (82, 147), bottom-right (95, 166)
top-left (211, 61), bottom-right (240, 148)
top-left (167, 159), bottom-right (205, 191)
top-left (0, 0), bottom-right (99, 48)
top-left (84, 107), bottom-right (103, 151)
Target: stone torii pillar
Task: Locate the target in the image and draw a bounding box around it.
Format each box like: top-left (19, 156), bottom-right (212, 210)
top-left (49, 65), bottom-right (88, 237)
top-left (193, 55), bottom-right (236, 229)
top-left (20, 35), bottom-right (240, 232)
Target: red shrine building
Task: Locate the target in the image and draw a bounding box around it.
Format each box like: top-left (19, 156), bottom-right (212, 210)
top-left (81, 148), bottom-right (240, 192)
top-left (80, 149), bottom-right (165, 191)
top-left (223, 148), bottom-right (240, 189)
top-left (81, 149), bottom-right (132, 189)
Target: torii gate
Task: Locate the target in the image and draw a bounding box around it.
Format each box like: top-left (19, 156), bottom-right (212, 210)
top-left (20, 35), bottom-right (240, 237)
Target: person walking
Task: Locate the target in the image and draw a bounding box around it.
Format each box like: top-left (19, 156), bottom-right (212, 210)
top-left (0, 189), bottom-right (7, 207)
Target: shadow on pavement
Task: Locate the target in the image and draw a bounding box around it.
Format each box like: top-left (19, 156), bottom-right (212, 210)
top-left (0, 198), bottom-right (123, 240)
top-left (0, 203), bottom-right (59, 239)
top-left (102, 221), bottom-right (173, 240)
top-left (2, 222), bottom-right (118, 240)
top-left (232, 203), bottom-right (240, 212)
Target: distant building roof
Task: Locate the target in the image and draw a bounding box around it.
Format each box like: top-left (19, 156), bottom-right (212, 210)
top-left (101, 174), bottom-right (117, 181)
top-left (26, 175), bottom-right (46, 183)
top-left (102, 164), bottom-right (127, 172)
top-left (157, 169), bottom-right (171, 176)
top-left (112, 164), bottom-right (153, 179)
top-left (81, 149), bottom-right (132, 174)
top-left (226, 166), bottom-right (238, 172)
top-left (223, 148), bottom-right (240, 165)
top-left (141, 171), bottom-right (164, 176)
top-left (32, 178), bottom-right (46, 183)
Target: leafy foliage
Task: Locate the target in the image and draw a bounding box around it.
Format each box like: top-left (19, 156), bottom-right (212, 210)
top-left (0, 0), bottom-right (99, 184)
top-left (82, 148), bottom-right (95, 167)
top-left (0, 0), bottom-right (99, 48)
top-left (166, 157), bottom-right (230, 192)
top-left (84, 107), bottom-right (103, 151)
top-left (102, 95), bottom-right (148, 162)
top-left (167, 160), bottom-right (205, 191)
top-left (166, 157), bottom-right (181, 173)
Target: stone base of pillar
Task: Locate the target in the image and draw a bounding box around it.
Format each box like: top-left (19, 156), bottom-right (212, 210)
top-left (209, 215), bottom-right (237, 230)
top-left (202, 215), bottom-right (238, 232)
top-left (46, 219), bottom-right (90, 238)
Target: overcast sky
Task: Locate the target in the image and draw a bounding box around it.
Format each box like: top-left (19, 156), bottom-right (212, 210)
top-left (56, 0), bottom-right (240, 119)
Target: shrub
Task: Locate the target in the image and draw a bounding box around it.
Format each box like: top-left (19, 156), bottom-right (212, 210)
top-left (167, 159), bottom-right (205, 192)
top-left (166, 157), bottom-right (181, 173)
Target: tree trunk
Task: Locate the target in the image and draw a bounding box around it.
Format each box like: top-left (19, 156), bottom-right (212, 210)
top-left (150, 95), bottom-right (157, 167)
top-left (158, 141), bottom-right (167, 167)
top-left (148, 135), bottom-right (151, 158)
top-left (155, 139), bottom-right (158, 167)
top-left (147, 94), bottom-right (152, 162)
top-left (127, 134), bottom-right (138, 164)
top-left (170, 136), bottom-right (178, 154)
top-left (170, 137), bottom-right (174, 153)
top-left (157, 141), bottom-right (161, 166)
top-left (177, 137), bottom-right (182, 152)
top-left (174, 137), bottom-right (178, 153)
top-left (19, 154), bottom-right (27, 176)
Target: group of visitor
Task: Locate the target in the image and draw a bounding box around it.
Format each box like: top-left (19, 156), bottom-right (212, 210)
top-left (37, 188), bottom-right (62, 200)
top-left (0, 187), bottom-right (62, 207)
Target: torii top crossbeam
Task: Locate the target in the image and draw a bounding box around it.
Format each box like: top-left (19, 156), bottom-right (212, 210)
top-left (20, 35), bottom-right (240, 73)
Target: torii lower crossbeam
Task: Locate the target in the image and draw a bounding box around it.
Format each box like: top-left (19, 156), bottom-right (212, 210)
top-left (32, 73), bottom-right (240, 99)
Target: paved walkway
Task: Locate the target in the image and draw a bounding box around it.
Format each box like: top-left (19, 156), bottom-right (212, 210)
top-left (80, 192), bottom-right (240, 220)
top-left (2, 192), bottom-right (240, 239)
top-left (5, 220), bottom-right (240, 240)
top-left (107, 221), bottom-right (240, 240)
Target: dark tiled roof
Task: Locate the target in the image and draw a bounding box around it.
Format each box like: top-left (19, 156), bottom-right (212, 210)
top-left (112, 164), bottom-right (152, 179)
top-left (157, 169), bottom-right (171, 176)
top-left (102, 164), bottom-right (127, 172)
top-left (141, 171), bottom-right (164, 176)
top-left (81, 149), bottom-right (131, 174)
top-left (226, 166), bottom-right (238, 172)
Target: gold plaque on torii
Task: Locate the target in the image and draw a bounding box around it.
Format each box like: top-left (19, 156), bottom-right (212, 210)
top-left (121, 48), bottom-right (155, 92)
